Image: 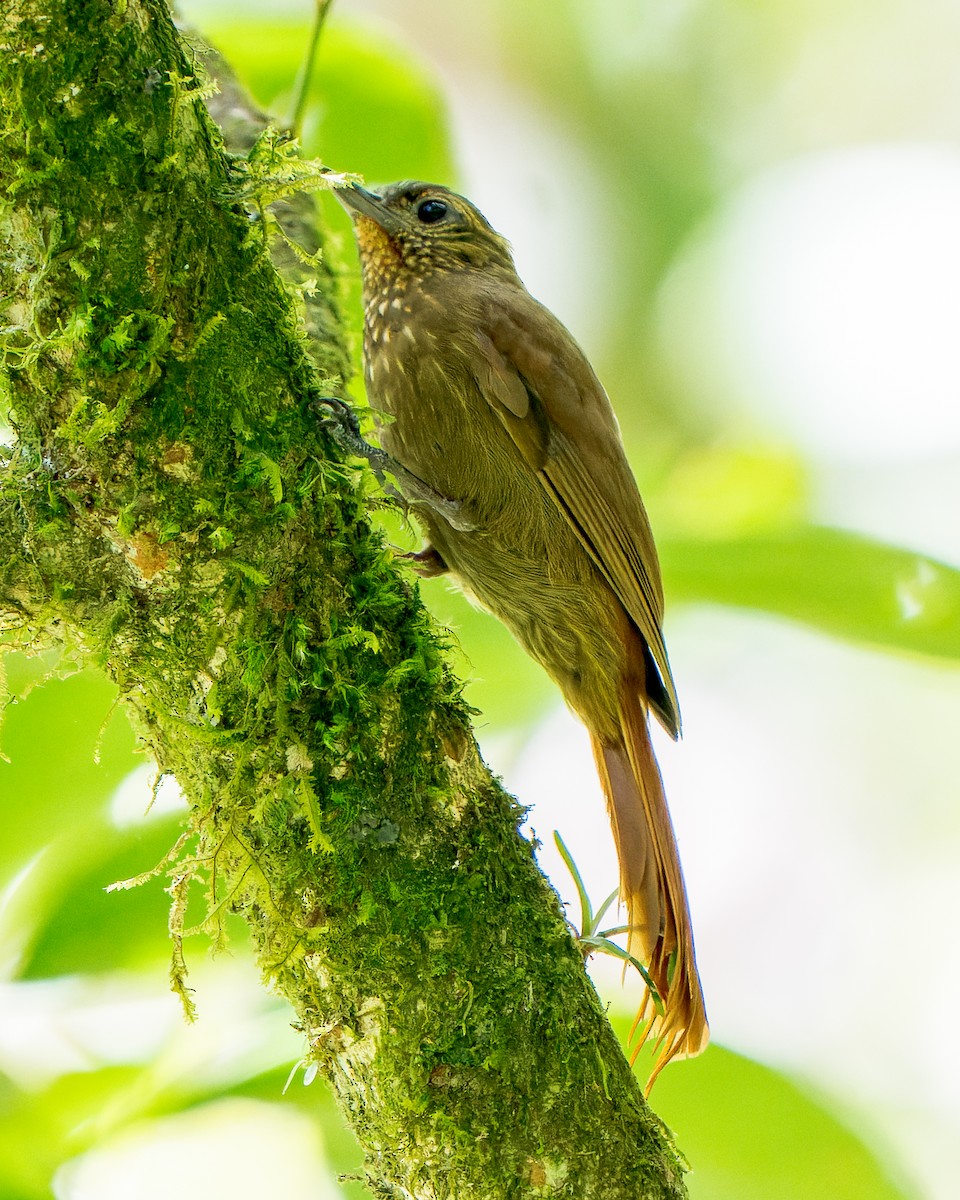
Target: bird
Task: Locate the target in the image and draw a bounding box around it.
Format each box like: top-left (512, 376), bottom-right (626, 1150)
top-left (328, 179), bottom-right (708, 1086)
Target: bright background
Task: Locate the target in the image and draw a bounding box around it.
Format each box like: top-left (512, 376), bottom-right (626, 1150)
top-left (3, 1), bottom-right (960, 1196)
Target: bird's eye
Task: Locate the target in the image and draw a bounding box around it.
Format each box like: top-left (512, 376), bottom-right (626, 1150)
top-left (416, 199), bottom-right (448, 224)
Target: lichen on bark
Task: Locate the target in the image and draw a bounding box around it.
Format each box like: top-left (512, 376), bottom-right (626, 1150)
top-left (0, 1), bottom-right (688, 1195)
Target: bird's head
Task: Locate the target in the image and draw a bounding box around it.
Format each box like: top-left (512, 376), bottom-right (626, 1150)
top-left (335, 180), bottom-right (517, 292)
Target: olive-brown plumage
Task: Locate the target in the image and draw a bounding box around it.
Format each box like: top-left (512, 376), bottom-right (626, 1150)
top-left (336, 180), bottom-right (708, 1084)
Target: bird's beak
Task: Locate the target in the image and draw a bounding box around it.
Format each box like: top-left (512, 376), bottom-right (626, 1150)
top-left (334, 184), bottom-right (402, 234)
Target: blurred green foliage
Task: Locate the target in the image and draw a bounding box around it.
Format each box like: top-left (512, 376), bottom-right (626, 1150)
top-left (0, 663), bottom-right (176, 978)
top-left (628, 1038), bottom-right (915, 1200)
top-left (1, 2), bottom-right (948, 1196)
top-left (207, 18), bottom-right (455, 183)
top-left (661, 528), bottom-right (960, 660)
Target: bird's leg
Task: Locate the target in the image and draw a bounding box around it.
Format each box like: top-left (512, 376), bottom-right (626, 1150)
top-left (315, 397), bottom-right (478, 532)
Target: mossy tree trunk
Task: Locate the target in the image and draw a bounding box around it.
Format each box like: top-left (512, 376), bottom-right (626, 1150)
top-left (0, 2), bottom-right (687, 1195)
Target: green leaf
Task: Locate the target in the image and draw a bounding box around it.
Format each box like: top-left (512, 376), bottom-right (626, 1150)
top-left (553, 830), bottom-right (593, 937)
top-left (0, 1065), bottom-right (157, 1200)
top-left (0, 662), bottom-right (140, 879)
top-left (661, 526), bottom-right (960, 660)
top-left (621, 1037), bottom-right (916, 1200)
top-left (578, 935), bottom-right (661, 1003)
top-left (18, 815), bottom-right (186, 979)
top-left (592, 888), bottom-right (621, 933)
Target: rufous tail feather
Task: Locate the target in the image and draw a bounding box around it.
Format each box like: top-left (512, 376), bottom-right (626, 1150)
top-left (590, 688), bottom-right (708, 1093)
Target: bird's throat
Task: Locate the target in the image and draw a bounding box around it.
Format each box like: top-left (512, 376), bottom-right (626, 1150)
top-left (354, 215), bottom-right (407, 296)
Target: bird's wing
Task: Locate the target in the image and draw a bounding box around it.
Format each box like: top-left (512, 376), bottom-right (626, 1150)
top-left (472, 289), bottom-right (680, 735)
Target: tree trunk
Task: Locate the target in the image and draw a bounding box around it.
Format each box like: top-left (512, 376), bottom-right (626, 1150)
top-left (0, 2), bottom-right (687, 1195)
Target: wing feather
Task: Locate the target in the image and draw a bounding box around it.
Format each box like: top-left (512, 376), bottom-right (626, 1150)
top-left (474, 293), bottom-right (681, 735)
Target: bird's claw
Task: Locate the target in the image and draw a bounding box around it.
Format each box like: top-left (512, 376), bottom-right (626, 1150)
top-left (313, 395), bottom-right (365, 450)
top-left (313, 396), bottom-right (396, 487)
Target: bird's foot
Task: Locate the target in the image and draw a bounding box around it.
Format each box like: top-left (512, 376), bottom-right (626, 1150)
top-left (314, 396), bottom-right (394, 486)
top-left (314, 397), bottom-right (477, 532)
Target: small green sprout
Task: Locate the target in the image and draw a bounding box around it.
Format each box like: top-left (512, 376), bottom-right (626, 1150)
top-left (554, 831), bottom-right (663, 1013)
top-left (282, 1055), bottom-right (320, 1095)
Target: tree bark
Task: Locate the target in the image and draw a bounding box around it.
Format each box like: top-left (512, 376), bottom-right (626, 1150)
top-left (0, 2), bottom-right (687, 1195)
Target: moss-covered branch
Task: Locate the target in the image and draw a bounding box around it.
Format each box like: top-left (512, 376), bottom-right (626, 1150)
top-left (0, 2), bottom-right (686, 1195)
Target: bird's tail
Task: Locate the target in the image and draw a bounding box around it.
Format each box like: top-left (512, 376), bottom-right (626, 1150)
top-left (590, 687), bottom-right (708, 1092)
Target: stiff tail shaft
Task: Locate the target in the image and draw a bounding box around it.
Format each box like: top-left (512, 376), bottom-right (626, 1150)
top-left (590, 689), bottom-right (708, 1091)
